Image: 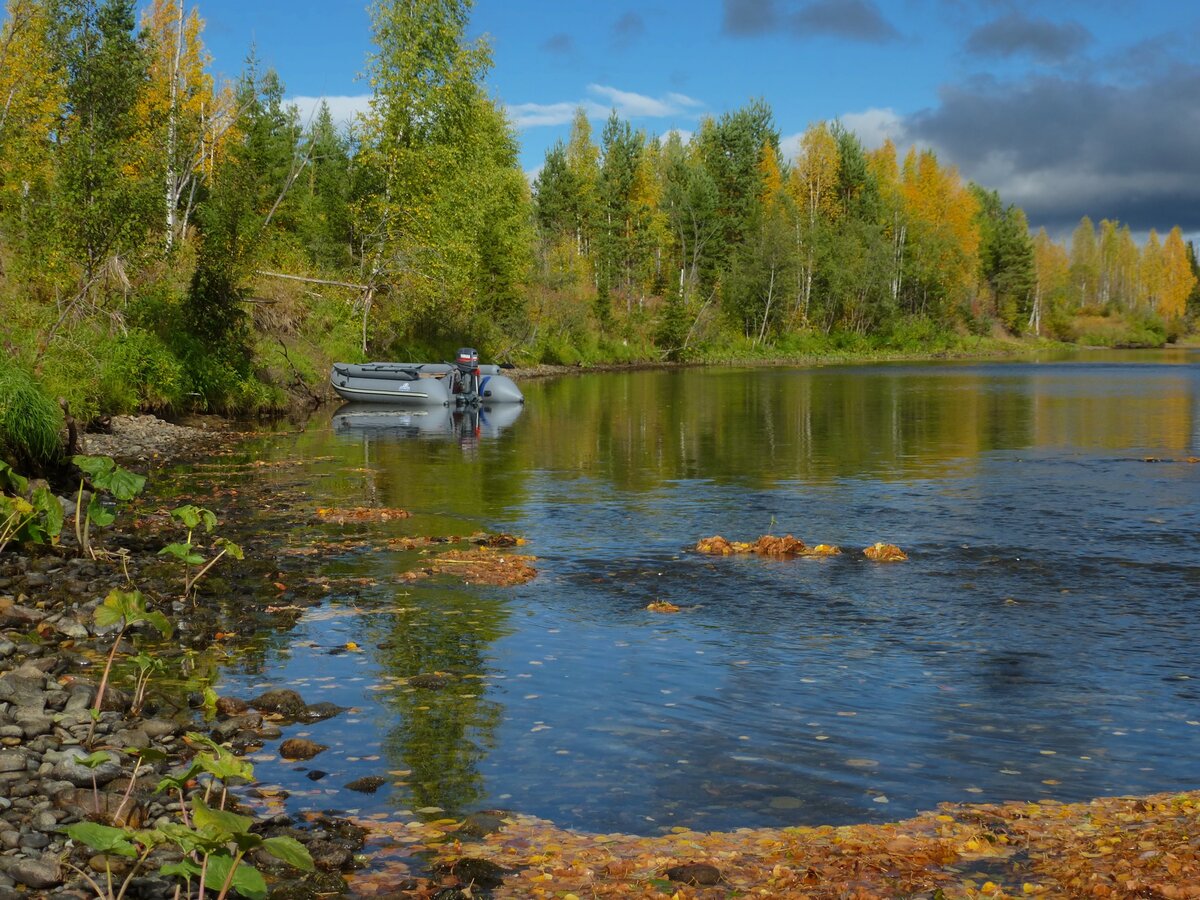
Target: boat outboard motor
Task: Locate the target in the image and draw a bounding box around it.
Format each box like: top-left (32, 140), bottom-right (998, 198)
top-left (453, 347), bottom-right (481, 403)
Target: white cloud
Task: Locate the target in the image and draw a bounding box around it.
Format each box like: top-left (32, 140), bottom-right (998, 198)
top-left (508, 85), bottom-right (705, 129)
top-left (288, 95), bottom-right (373, 128)
top-left (663, 128), bottom-right (694, 145)
top-left (839, 107), bottom-right (904, 150)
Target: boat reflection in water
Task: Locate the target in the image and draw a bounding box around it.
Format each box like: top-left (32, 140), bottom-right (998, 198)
top-left (332, 402), bottom-right (524, 443)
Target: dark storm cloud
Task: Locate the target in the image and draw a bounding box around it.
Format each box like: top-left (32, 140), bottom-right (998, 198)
top-left (903, 66), bottom-right (1200, 234)
top-left (613, 11), bottom-right (645, 46)
top-left (965, 12), bottom-right (1091, 63)
top-left (722, 0), bottom-right (900, 43)
top-left (723, 0), bottom-right (778, 35)
top-left (541, 32), bottom-right (574, 55)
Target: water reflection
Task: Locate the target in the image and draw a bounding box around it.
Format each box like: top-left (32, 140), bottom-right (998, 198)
top-left (332, 402), bottom-right (524, 442)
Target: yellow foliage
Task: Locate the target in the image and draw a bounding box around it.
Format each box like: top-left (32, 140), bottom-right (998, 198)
top-left (1160, 226), bottom-right (1195, 320)
top-left (788, 121), bottom-right (840, 224)
top-left (0, 0), bottom-right (65, 208)
top-left (901, 147), bottom-right (981, 301)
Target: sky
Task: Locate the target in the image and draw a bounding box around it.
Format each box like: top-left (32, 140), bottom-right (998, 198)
top-left (185, 0), bottom-right (1200, 242)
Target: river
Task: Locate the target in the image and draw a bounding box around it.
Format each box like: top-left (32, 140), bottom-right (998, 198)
top-left (154, 350), bottom-right (1200, 835)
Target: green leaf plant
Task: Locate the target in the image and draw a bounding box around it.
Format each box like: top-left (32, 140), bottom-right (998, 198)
top-left (71, 455), bottom-right (146, 558)
top-left (0, 460), bottom-right (63, 553)
top-left (89, 589), bottom-right (172, 745)
top-left (158, 505), bottom-right (243, 599)
top-left (64, 733), bottom-right (313, 900)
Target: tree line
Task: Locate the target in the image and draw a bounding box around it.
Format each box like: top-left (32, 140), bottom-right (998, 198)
top-left (0, 0), bottom-right (1197, 430)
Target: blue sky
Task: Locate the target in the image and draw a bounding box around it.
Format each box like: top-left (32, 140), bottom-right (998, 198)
top-left (187, 0), bottom-right (1200, 240)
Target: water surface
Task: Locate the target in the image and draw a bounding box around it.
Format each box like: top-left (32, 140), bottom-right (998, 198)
top-left (164, 351), bottom-right (1200, 834)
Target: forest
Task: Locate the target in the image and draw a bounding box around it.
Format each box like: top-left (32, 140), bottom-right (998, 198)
top-left (1, 0), bottom-right (1198, 468)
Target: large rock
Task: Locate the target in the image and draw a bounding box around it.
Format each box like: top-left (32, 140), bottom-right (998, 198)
top-left (0, 670), bottom-right (48, 712)
top-left (53, 746), bottom-right (125, 786)
top-left (1, 857), bottom-right (62, 890)
top-left (0, 751), bottom-right (27, 773)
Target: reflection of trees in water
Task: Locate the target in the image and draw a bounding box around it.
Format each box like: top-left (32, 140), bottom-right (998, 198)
top-left (523, 366), bottom-right (1196, 487)
top-left (370, 592), bottom-right (507, 813)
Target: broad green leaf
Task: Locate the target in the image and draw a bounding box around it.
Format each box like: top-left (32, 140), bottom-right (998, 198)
top-left (170, 504), bottom-right (217, 532)
top-left (73, 455), bottom-right (116, 481)
top-left (95, 463), bottom-right (146, 501)
top-left (129, 747), bottom-right (169, 763)
top-left (159, 858), bottom-right (203, 879)
top-left (260, 835), bottom-right (315, 871)
top-left (197, 746), bottom-right (254, 783)
top-left (203, 853), bottom-right (267, 900)
top-left (216, 537), bottom-right (244, 560)
top-left (0, 461), bottom-right (28, 494)
top-left (62, 822), bottom-right (137, 857)
top-left (87, 493), bottom-right (116, 527)
top-left (143, 610), bottom-right (173, 639)
top-left (95, 589), bottom-right (145, 629)
top-left (232, 831), bottom-right (264, 853)
top-left (73, 750), bottom-right (113, 769)
top-left (158, 542), bottom-right (203, 565)
top-left (28, 485), bottom-right (63, 541)
top-left (192, 796), bottom-right (253, 838)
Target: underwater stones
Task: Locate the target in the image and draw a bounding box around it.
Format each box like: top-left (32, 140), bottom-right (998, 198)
top-left (299, 701), bottom-right (345, 723)
top-left (666, 862), bottom-right (722, 885)
top-left (458, 811), bottom-right (507, 838)
top-left (344, 776), bottom-right (386, 793)
top-left (250, 688), bottom-right (308, 718)
top-left (215, 695), bottom-right (249, 716)
top-left (434, 858), bottom-right (507, 890)
top-left (279, 738), bottom-right (327, 761)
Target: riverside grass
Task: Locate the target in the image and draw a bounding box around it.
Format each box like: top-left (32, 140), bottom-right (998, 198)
top-left (0, 362), bottom-right (63, 469)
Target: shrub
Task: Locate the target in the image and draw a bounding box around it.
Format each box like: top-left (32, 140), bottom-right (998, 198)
top-left (99, 329), bottom-right (185, 412)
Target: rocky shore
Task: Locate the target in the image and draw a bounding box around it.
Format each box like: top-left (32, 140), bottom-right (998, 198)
top-left (0, 474), bottom-right (370, 897)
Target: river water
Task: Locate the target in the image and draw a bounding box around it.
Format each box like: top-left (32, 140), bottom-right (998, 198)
top-left (162, 350), bottom-right (1200, 835)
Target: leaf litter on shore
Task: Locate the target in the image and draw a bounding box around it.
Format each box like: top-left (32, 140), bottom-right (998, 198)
top-left (345, 790), bottom-right (1200, 898)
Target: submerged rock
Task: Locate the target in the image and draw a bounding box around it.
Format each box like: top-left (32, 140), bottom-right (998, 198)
top-left (251, 689), bottom-right (308, 718)
top-left (666, 862), bottom-right (722, 885)
top-left (344, 776), bottom-right (386, 793)
top-left (434, 857), bottom-right (507, 889)
top-left (279, 738), bottom-right (327, 761)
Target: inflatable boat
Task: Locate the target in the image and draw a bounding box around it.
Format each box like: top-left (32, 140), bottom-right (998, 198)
top-left (330, 348), bottom-right (523, 407)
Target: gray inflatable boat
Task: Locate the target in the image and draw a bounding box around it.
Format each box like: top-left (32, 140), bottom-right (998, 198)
top-left (330, 348), bottom-right (523, 407)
